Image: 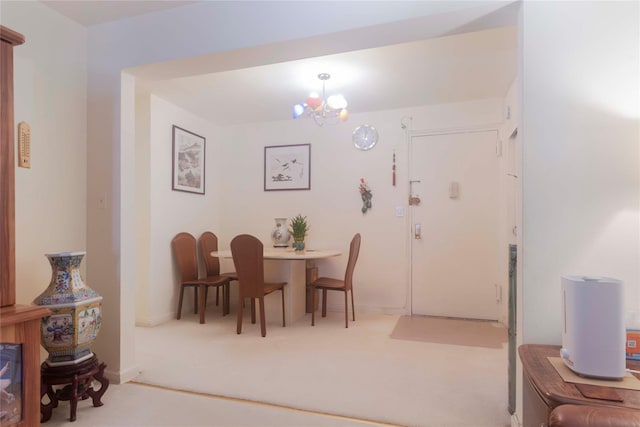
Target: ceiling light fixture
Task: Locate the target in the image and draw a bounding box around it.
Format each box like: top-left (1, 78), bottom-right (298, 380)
top-left (292, 73), bottom-right (348, 126)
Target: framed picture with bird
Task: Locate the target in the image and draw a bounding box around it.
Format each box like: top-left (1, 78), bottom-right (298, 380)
top-left (264, 144), bottom-right (311, 191)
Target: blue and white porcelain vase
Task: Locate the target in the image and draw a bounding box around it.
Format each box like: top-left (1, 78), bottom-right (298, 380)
top-left (271, 218), bottom-right (291, 247)
top-left (33, 251), bottom-right (103, 366)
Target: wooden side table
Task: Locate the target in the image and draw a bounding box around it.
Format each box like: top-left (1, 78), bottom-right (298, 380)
top-left (519, 344), bottom-right (640, 427)
top-left (40, 354), bottom-right (109, 422)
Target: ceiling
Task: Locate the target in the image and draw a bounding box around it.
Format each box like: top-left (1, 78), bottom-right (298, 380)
top-left (41, 1), bottom-right (518, 126)
top-left (41, 1), bottom-right (201, 26)
top-left (147, 27), bottom-right (517, 125)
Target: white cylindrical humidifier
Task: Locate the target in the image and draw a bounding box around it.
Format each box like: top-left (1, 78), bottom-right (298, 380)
top-left (560, 276), bottom-right (625, 379)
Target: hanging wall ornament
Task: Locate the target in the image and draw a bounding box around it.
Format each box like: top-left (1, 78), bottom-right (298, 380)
top-left (392, 151), bottom-right (396, 186)
top-left (359, 178), bottom-right (373, 214)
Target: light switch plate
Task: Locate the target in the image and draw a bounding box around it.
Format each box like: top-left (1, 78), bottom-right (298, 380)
top-left (449, 182), bottom-right (459, 199)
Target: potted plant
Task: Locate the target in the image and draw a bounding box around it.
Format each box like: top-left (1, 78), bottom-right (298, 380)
top-left (289, 214), bottom-right (309, 251)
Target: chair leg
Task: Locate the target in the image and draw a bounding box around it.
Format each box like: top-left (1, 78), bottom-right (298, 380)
top-left (344, 291), bottom-right (348, 328)
top-left (311, 285), bottom-right (316, 326)
top-left (281, 288), bottom-right (286, 327)
top-left (199, 285), bottom-right (206, 324)
top-left (220, 285), bottom-right (224, 315)
top-left (351, 289), bottom-right (355, 321)
top-left (224, 283), bottom-right (231, 315)
top-left (216, 287), bottom-right (219, 306)
top-left (193, 287), bottom-right (198, 314)
top-left (259, 297), bottom-right (266, 337)
top-left (236, 293), bottom-right (243, 334)
top-left (250, 299), bottom-right (256, 324)
top-left (322, 289), bottom-right (327, 317)
top-left (177, 286), bottom-right (185, 320)
top-left (222, 285), bottom-right (229, 316)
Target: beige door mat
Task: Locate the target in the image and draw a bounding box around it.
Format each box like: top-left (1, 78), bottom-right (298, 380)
top-left (390, 315), bottom-right (507, 348)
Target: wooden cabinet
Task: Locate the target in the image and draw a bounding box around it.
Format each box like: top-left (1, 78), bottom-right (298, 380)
top-left (0, 25), bottom-right (22, 309)
top-left (520, 344), bottom-right (640, 427)
top-left (1, 305), bottom-right (51, 426)
top-left (0, 25), bottom-right (50, 426)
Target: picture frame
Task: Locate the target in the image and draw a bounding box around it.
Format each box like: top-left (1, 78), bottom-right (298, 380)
top-left (172, 125), bottom-right (205, 195)
top-left (0, 343), bottom-right (22, 425)
top-left (264, 144), bottom-right (311, 191)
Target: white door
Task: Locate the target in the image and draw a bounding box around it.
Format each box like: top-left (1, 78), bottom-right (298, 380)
top-left (410, 130), bottom-right (500, 320)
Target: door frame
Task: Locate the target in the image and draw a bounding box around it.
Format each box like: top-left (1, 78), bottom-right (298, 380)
top-left (406, 124), bottom-right (503, 317)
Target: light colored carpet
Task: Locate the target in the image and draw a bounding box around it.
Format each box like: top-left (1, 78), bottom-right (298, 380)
top-left (390, 316), bottom-right (507, 349)
top-left (134, 310), bottom-right (510, 427)
top-left (44, 382), bottom-right (384, 426)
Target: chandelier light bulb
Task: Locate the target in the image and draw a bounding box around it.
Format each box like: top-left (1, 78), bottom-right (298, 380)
top-left (293, 104), bottom-right (305, 119)
top-left (306, 95), bottom-right (322, 109)
top-left (327, 94), bottom-right (347, 110)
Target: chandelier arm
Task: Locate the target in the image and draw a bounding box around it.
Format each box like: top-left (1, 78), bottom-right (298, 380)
top-left (322, 80), bottom-right (326, 107)
top-left (312, 113), bottom-right (325, 126)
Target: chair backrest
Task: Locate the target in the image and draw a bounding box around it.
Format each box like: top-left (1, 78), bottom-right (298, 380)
top-left (199, 231), bottom-right (220, 277)
top-left (343, 233), bottom-right (361, 290)
top-left (171, 232), bottom-right (199, 282)
top-left (230, 234), bottom-right (265, 299)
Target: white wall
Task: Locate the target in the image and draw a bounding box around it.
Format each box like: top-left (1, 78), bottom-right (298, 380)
top-left (515, 2), bottom-right (639, 425)
top-left (1, 2), bottom-right (87, 305)
top-left (520, 0), bottom-right (640, 345)
top-left (141, 95), bottom-right (224, 325)
top-left (134, 83), bottom-right (151, 324)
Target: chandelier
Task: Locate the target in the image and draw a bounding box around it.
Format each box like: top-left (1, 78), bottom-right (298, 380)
top-left (292, 73), bottom-right (348, 126)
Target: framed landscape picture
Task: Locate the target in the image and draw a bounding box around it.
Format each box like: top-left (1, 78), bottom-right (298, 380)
top-left (172, 125), bottom-right (205, 195)
top-left (264, 144), bottom-right (311, 191)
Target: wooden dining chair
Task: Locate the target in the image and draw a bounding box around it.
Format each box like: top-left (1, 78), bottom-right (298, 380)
top-left (171, 232), bottom-right (231, 324)
top-left (230, 234), bottom-right (286, 337)
top-left (311, 233), bottom-right (361, 328)
top-left (198, 231), bottom-right (238, 316)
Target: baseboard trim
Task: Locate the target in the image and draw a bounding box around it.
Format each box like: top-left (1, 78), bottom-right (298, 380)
top-left (324, 304), bottom-right (408, 316)
top-left (511, 412), bottom-right (522, 427)
top-left (136, 312), bottom-right (174, 327)
top-left (129, 381), bottom-right (398, 426)
top-left (104, 364), bottom-right (140, 385)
